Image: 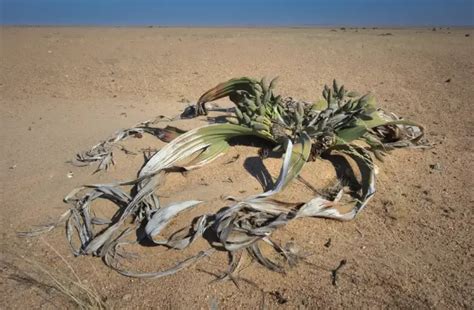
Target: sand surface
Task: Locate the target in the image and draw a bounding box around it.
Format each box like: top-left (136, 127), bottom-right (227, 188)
top-left (1, 27), bottom-right (473, 309)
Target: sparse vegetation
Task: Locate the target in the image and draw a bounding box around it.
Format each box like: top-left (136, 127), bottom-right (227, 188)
top-left (3, 239), bottom-right (106, 309)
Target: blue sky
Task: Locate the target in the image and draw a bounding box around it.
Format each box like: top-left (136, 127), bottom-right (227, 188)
top-left (1, 0), bottom-right (473, 26)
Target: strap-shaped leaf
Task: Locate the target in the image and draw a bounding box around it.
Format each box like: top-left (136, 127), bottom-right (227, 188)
top-left (145, 200), bottom-right (203, 241)
top-left (196, 77), bottom-right (259, 114)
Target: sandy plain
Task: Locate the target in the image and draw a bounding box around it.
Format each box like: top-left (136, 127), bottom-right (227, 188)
top-left (0, 27), bottom-right (473, 308)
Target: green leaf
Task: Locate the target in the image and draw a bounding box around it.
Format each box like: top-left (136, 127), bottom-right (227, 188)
top-left (284, 133), bottom-right (312, 188)
top-left (335, 123), bottom-right (368, 143)
top-left (312, 99), bottom-right (327, 111)
top-left (359, 111), bottom-right (387, 128)
top-left (184, 140), bottom-right (230, 170)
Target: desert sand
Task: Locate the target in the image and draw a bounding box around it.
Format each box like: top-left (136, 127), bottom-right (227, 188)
top-left (1, 27), bottom-right (473, 309)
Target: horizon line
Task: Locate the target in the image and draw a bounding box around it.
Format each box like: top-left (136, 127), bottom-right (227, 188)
top-left (2, 23), bottom-right (473, 28)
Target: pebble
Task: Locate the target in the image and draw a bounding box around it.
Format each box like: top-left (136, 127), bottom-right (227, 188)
top-left (122, 294), bottom-right (132, 301)
top-left (429, 163), bottom-right (442, 171)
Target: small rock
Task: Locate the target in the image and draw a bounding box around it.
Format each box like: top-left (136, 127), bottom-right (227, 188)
top-left (429, 163), bottom-right (442, 171)
top-left (9, 164), bottom-right (17, 170)
top-left (122, 294), bottom-right (132, 301)
top-left (445, 78), bottom-right (451, 83)
top-left (465, 34), bottom-right (470, 37)
top-left (270, 291), bottom-right (288, 304)
top-left (67, 171), bottom-right (74, 178)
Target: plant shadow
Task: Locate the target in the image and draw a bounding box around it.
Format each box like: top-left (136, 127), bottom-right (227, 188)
top-left (322, 153), bottom-right (361, 192)
top-left (243, 156), bottom-right (274, 191)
